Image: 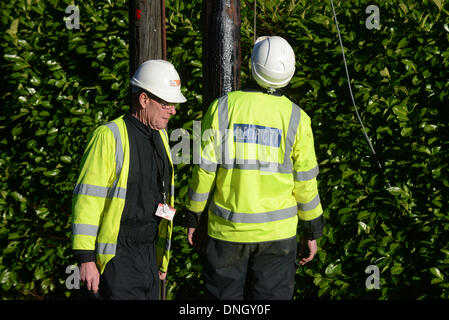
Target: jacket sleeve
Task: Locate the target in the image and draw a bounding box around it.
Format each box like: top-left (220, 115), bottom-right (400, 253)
top-left (291, 109), bottom-right (325, 240)
top-left (156, 219), bottom-right (172, 273)
top-left (156, 129), bottom-right (175, 273)
top-left (71, 126), bottom-right (115, 251)
top-left (185, 99), bottom-right (220, 222)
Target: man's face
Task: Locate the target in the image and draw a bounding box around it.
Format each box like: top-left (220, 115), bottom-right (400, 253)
top-left (140, 92), bottom-right (177, 130)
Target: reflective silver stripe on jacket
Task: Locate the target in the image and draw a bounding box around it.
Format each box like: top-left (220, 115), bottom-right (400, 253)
top-left (104, 121), bottom-right (125, 201)
top-left (72, 223), bottom-right (98, 237)
top-left (294, 164), bottom-right (319, 181)
top-left (199, 161), bottom-right (218, 172)
top-left (210, 202), bottom-right (297, 223)
top-left (165, 239), bottom-right (171, 251)
top-left (216, 94), bottom-right (301, 173)
top-left (297, 194), bottom-right (321, 211)
top-left (96, 242), bottom-right (116, 255)
top-left (188, 187), bottom-right (210, 202)
top-left (73, 183), bottom-right (126, 199)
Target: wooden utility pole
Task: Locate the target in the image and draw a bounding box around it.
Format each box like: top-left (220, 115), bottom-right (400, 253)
top-left (129, 0), bottom-right (167, 299)
top-left (192, 1), bottom-right (242, 251)
top-left (202, 0), bottom-right (241, 111)
top-left (129, 0), bottom-right (167, 76)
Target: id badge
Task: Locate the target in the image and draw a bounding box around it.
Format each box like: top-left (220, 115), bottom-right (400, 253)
top-left (155, 203), bottom-right (176, 221)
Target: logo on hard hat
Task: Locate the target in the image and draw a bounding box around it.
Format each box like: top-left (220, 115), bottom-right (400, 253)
top-left (169, 80), bottom-right (181, 86)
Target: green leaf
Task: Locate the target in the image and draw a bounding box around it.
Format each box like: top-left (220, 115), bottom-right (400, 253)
top-left (392, 105), bottom-right (408, 121)
top-left (11, 126), bottom-right (23, 137)
top-left (358, 221), bottom-right (370, 234)
top-left (397, 38), bottom-right (409, 49)
top-left (30, 75), bottom-right (41, 86)
top-left (401, 127), bottom-right (412, 137)
top-left (357, 210), bottom-right (372, 220)
top-left (387, 186), bottom-right (403, 196)
top-left (43, 169), bottom-right (60, 177)
top-left (39, 111), bottom-right (51, 118)
top-left (10, 191), bottom-right (27, 203)
top-left (70, 107), bottom-right (86, 115)
top-left (6, 18), bottom-right (19, 37)
top-left (60, 155), bottom-right (72, 163)
top-left (76, 45), bottom-right (88, 54)
top-left (43, 221), bottom-right (54, 228)
top-left (430, 267), bottom-right (444, 280)
top-left (47, 127), bottom-right (58, 135)
top-left (423, 124), bottom-right (437, 133)
top-left (342, 169), bottom-right (355, 179)
top-left (40, 101), bottom-right (53, 109)
top-left (325, 261), bottom-right (342, 277)
top-left (78, 95), bottom-right (88, 107)
top-left (326, 90), bottom-right (337, 98)
top-left (35, 128), bottom-right (46, 136)
top-left (431, 0), bottom-right (442, 10)
top-left (380, 67), bottom-right (390, 78)
top-left (3, 241), bottom-right (19, 254)
top-left (391, 264), bottom-right (404, 275)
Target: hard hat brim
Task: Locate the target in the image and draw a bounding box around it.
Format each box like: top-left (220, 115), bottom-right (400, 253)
top-left (130, 78), bottom-right (187, 103)
top-left (154, 90), bottom-right (187, 104)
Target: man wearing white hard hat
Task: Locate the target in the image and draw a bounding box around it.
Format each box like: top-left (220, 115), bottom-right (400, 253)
top-left (185, 36), bottom-right (325, 299)
top-left (71, 60), bottom-right (186, 299)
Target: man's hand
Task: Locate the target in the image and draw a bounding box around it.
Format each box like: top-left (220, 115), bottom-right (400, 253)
top-left (159, 271), bottom-right (167, 281)
top-left (187, 227), bottom-right (196, 246)
top-left (298, 237), bottom-right (318, 265)
top-left (79, 261), bottom-right (100, 293)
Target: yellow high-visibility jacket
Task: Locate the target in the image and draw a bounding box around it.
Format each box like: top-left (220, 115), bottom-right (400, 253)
top-left (71, 115), bottom-right (174, 274)
top-left (186, 90), bottom-right (323, 243)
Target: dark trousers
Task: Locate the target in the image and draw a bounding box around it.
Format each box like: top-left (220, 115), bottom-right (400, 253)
top-left (98, 239), bottom-right (159, 300)
top-left (203, 236), bottom-right (298, 300)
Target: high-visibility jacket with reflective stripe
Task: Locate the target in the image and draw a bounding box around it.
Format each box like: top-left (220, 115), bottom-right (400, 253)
top-left (186, 91), bottom-right (323, 243)
top-left (71, 115), bottom-right (175, 274)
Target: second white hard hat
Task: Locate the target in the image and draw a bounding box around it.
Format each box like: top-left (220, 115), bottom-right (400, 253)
top-left (251, 36), bottom-right (296, 89)
top-left (130, 60), bottom-right (187, 103)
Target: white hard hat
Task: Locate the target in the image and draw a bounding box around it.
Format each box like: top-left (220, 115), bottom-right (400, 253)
top-left (251, 36), bottom-right (296, 89)
top-left (130, 59), bottom-right (187, 103)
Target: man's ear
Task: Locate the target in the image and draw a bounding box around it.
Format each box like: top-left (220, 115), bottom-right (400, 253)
top-left (139, 91), bottom-right (148, 109)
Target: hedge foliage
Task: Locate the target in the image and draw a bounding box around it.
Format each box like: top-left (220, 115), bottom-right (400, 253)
top-left (1, 0), bottom-right (448, 299)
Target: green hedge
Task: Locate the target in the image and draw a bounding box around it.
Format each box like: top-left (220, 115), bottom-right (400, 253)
top-left (1, 0), bottom-right (448, 299)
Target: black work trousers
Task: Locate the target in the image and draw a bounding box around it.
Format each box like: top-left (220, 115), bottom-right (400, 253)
top-left (98, 238), bottom-right (159, 300)
top-left (203, 236), bottom-right (298, 300)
